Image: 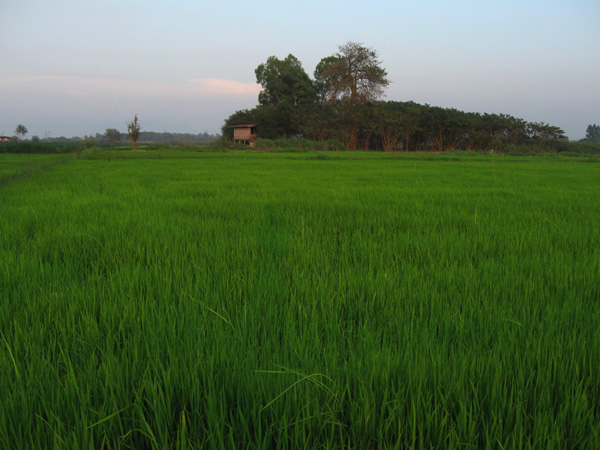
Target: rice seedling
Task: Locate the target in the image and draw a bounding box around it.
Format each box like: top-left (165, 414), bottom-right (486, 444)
top-left (0, 151), bottom-right (599, 448)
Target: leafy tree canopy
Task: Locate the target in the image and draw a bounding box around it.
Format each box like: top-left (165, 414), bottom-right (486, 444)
top-left (255, 54), bottom-right (317, 107)
top-left (224, 41), bottom-right (571, 152)
top-left (104, 128), bottom-right (121, 145)
top-left (586, 124), bottom-right (600, 142)
top-left (222, 104), bottom-right (302, 140)
top-left (15, 124), bottom-right (28, 139)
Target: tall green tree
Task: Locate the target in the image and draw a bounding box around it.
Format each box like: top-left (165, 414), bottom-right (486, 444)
top-left (298, 103), bottom-right (339, 141)
top-left (255, 54), bottom-right (316, 107)
top-left (586, 124), bottom-right (600, 142)
top-left (104, 128), bottom-right (121, 146)
top-left (527, 122), bottom-right (565, 148)
top-left (373, 102), bottom-right (419, 152)
top-left (374, 103), bottom-right (403, 152)
top-left (15, 124), bottom-right (28, 140)
top-left (332, 101), bottom-right (362, 149)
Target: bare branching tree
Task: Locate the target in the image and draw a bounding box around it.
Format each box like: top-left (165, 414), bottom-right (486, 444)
top-left (315, 42), bottom-right (389, 106)
top-left (126, 115), bottom-right (141, 149)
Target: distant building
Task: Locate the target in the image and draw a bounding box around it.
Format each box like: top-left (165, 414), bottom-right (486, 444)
top-left (0, 136), bottom-right (11, 143)
top-left (231, 124), bottom-right (257, 146)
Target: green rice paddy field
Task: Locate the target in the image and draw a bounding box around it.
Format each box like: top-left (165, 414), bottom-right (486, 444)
top-left (1, 150), bottom-right (599, 449)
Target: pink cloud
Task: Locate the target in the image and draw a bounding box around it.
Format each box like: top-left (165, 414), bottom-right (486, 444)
top-left (0, 75), bottom-right (260, 99)
top-left (189, 78), bottom-right (261, 96)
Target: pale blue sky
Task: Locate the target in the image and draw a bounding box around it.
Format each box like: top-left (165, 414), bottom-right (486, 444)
top-left (1, 0), bottom-right (598, 139)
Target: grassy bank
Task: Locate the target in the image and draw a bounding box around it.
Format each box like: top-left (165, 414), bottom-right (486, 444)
top-left (1, 151), bottom-right (599, 448)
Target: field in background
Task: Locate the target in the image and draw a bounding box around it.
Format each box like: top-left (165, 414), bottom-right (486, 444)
top-left (1, 151), bottom-right (599, 448)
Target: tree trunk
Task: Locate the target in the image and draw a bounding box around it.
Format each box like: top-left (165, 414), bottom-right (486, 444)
top-left (363, 130), bottom-right (373, 151)
top-left (348, 130), bottom-right (358, 149)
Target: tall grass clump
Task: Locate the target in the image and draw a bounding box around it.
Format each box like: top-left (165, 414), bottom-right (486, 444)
top-left (0, 152), bottom-right (599, 448)
top-left (253, 138), bottom-right (276, 150)
top-left (253, 138), bottom-right (346, 152)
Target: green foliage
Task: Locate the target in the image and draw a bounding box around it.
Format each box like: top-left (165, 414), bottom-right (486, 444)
top-left (104, 128), bottom-right (121, 145)
top-left (82, 136), bottom-right (95, 149)
top-left (221, 108), bottom-right (259, 139)
top-left (0, 154), bottom-right (72, 185)
top-left (253, 138), bottom-right (276, 150)
top-left (374, 102), bottom-right (410, 151)
top-left (585, 124), bottom-right (600, 142)
top-left (274, 137), bottom-right (306, 149)
top-left (1, 152), bottom-right (599, 448)
top-left (253, 138), bottom-right (317, 152)
top-left (222, 104), bottom-right (303, 141)
top-left (224, 42), bottom-right (572, 153)
top-left (0, 141), bottom-right (65, 154)
top-left (526, 121), bottom-right (566, 146)
top-left (145, 141), bottom-right (169, 150)
top-left (313, 55), bottom-right (340, 102)
top-left (136, 130), bottom-right (218, 143)
top-left (321, 139), bottom-right (345, 151)
top-left (240, 54), bottom-right (319, 141)
top-left (14, 124), bottom-right (28, 140)
top-left (255, 54), bottom-right (317, 107)
top-left (259, 138), bottom-right (345, 152)
top-left (563, 140), bottom-right (600, 154)
top-left (62, 141), bottom-right (92, 154)
top-left (298, 103), bottom-right (340, 141)
top-left (77, 146), bottom-right (103, 159)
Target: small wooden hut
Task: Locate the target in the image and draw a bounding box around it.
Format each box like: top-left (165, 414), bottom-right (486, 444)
top-left (231, 124), bottom-right (257, 146)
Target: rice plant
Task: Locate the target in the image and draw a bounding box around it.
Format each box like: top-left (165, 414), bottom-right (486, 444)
top-left (1, 151), bottom-right (599, 448)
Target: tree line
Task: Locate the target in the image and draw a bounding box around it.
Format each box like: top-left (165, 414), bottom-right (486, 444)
top-left (102, 126), bottom-right (219, 146)
top-left (223, 42), bottom-right (569, 152)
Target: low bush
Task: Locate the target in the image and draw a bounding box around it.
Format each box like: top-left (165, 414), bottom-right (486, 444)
top-left (254, 138), bottom-right (347, 152)
top-left (320, 139), bottom-right (345, 151)
top-left (0, 141), bottom-right (65, 154)
top-left (273, 138), bottom-right (310, 150)
top-left (253, 139), bottom-right (276, 150)
top-left (146, 142), bottom-right (170, 150)
top-left (567, 141), bottom-right (600, 154)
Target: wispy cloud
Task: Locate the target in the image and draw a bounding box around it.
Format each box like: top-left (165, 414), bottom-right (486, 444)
top-left (0, 75), bottom-right (260, 99)
top-left (189, 78), bottom-right (261, 96)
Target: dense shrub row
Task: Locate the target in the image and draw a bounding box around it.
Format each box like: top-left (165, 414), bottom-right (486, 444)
top-left (252, 138), bottom-right (345, 151)
top-left (0, 140), bottom-right (98, 154)
top-left (0, 141), bottom-right (67, 154)
top-left (2, 137), bottom-right (599, 155)
top-left (222, 101), bottom-right (579, 153)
